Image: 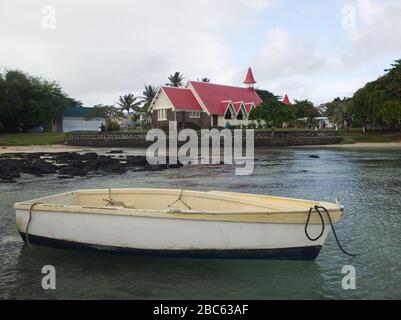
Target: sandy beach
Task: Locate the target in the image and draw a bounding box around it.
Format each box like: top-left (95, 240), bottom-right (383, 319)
top-left (1, 142), bottom-right (401, 154)
top-left (0, 145), bottom-right (87, 154)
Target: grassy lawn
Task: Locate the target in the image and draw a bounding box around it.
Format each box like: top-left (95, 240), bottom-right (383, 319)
top-left (339, 129), bottom-right (401, 144)
top-left (0, 133), bottom-right (66, 146)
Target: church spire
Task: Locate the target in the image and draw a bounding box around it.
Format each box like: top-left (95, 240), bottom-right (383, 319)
top-left (243, 67), bottom-right (256, 89)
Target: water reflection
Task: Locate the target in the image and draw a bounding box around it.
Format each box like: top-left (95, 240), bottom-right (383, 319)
top-left (9, 245), bottom-right (323, 300)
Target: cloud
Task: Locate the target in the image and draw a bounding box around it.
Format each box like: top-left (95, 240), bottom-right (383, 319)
top-left (250, 0), bottom-right (401, 103)
top-left (0, 0), bottom-right (271, 106)
top-left (240, 0), bottom-right (278, 10)
top-left (0, 0), bottom-right (400, 106)
top-left (253, 28), bottom-right (334, 78)
top-left (346, 0), bottom-right (401, 60)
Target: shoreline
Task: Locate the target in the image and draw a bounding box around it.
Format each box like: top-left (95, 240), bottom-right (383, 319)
top-left (1, 141), bottom-right (401, 154)
top-left (296, 142), bottom-right (401, 149)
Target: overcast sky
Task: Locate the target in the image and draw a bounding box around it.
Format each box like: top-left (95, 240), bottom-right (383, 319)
top-left (1, 0), bottom-right (400, 106)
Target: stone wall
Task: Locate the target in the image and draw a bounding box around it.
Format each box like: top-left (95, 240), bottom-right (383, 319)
top-left (65, 130), bottom-right (341, 148)
top-left (253, 130), bottom-right (341, 146)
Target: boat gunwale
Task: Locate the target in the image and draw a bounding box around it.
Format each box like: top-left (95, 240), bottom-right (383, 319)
top-left (14, 189), bottom-right (343, 224)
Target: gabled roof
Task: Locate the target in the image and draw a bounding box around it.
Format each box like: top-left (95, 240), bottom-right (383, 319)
top-left (243, 102), bottom-right (255, 114)
top-left (283, 94), bottom-right (291, 105)
top-left (188, 81), bottom-right (262, 116)
top-left (233, 102), bottom-right (245, 114)
top-left (162, 87), bottom-right (203, 111)
top-left (244, 67), bottom-right (256, 84)
top-left (221, 101), bottom-right (233, 114)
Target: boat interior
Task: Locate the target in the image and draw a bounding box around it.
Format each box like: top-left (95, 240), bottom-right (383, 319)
top-left (16, 188), bottom-right (340, 214)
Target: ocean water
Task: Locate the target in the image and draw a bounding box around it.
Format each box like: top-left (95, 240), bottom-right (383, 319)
top-left (1, 147), bottom-right (401, 299)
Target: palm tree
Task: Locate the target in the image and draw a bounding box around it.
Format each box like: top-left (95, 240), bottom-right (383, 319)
top-left (198, 77), bottom-right (210, 83)
top-left (141, 85), bottom-right (158, 113)
top-left (166, 72), bottom-right (184, 87)
top-left (116, 93), bottom-right (141, 114)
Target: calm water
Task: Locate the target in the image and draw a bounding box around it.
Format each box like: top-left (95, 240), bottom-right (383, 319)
top-left (1, 147), bottom-right (401, 299)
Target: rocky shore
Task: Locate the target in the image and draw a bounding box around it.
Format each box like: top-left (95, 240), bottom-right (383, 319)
top-left (0, 151), bottom-right (183, 183)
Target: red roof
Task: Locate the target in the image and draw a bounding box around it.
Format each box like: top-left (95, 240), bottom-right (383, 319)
top-left (221, 101), bottom-right (232, 114)
top-left (244, 67), bottom-right (256, 84)
top-left (283, 94), bottom-right (291, 105)
top-left (233, 102), bottom-right (244, 114)
top-left (189, 81), bottom-right (262, 115)
top-left (162, 87), bottom-right (203, 111)
top-left (244, 102), bottom-right (255, 113)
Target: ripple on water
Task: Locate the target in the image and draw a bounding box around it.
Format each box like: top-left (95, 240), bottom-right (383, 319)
top-left (0, 147), bottom-right (401, 299)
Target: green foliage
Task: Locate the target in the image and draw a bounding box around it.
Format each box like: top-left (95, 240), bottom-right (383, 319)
top-left (86, 104), bottom-right (123, 122)
top-left (0, 132), bottom-right (65, 146)
top-left (255, 89), bottom-right (279, 103)
top-left (292, 99), bottom-right (320, 119)
top-left (249, 100), bottom-right (296, 128)
top-left (116, 93), bottom-right (141, 113)
top-left (166, 72), bottom-right (185, 87)
top-left (141, 85), bottom-right (158, 113)
top-left (0, 69), bottom-right (71, 132)
top-left (324, 97), bottom-right (352, 128)
top-left (350, 59), bottom-right (401, 129)
top-left (106, 121), bottom-right (120, 132)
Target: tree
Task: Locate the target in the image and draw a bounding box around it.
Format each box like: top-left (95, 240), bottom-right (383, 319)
top-left (324, 97), bottom-right (352, 129)
top-left (255, 89), bottom-right (279, 103)
top-left (381, 99), bottom-right (401, 128)
top-left (293, 100), bottom-right (320, 118)
top-left (86, 104), bottom-right (123, 123)
top-left (0, 69), bottom-right (71, 132)
top-left (249, 100), bottom-right (296, 128)
top-left (116, 93), bottom-right (141, 114)
top-left (166, 72), bottom-right (184, 87)
top-left (350, 59), bottom-right (401, 130)
top-left (197, 77), bottom-right (210, 83)
top-left (141, 85), bottom-right (158, 113)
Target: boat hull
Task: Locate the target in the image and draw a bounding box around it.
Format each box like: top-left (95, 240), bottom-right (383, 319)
top-left (18, 231), bottom-right (322, 260)
top-left (16, 208), bottom-right (331, 260)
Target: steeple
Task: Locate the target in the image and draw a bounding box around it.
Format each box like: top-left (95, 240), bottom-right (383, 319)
top-left (283, 94), bottom-right (291, 105)
top-left (243, 67), bottom-right (256, 89)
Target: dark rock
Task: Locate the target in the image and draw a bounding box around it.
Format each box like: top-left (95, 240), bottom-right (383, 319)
top-left (54, 152), bottom-right (81, 161)
top-left (309, 155), bottom-right (320, 159)
top-left (126, 156), bottom-right (148, 166)
top-left (69, 160), bottom-right (85, 168)
top-left (80, 153), bottom-right (99, 161)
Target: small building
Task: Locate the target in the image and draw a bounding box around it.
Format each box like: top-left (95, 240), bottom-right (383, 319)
top-left (50, 107), bottom-right (106, 133)
top-left (149, 68), bottom-right (263, 129)
top-left (114, 115), bottom-right (136, 131)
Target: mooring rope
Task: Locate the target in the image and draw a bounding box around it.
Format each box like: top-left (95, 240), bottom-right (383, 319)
top-left (167, 190), bottom-right (192, 210)
top-left (25, 202), bottom-right (41, 247)
top-left (305, 205), bottom-right (358, 257)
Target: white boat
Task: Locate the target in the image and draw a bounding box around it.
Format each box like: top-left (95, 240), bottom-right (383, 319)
top-left (14, 189), bottom-right (343, 260)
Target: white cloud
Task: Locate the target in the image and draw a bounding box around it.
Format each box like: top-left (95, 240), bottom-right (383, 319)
top-left (0, 0), bottom-right (270, 106)
top-left (250, 0), bottom-right (401, 103)
top-left (240, 0), bottom-right (277, 10)
top-left (253, 29), bottom-right (333, 78)
top-left (347, 0), bottom-right (401, 60)
top-left (0, 0), bottom-right (400, 106)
